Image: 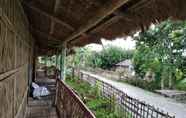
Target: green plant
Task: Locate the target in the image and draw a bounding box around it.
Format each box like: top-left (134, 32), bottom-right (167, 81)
top-left (133, 20), bottom-right (186, 89)
top-left (66, 77), bottom-right (124, 118)
top-left (176, 79), bottom-right (186, 91)
top-left (88, 46), bottom-right (134, 69)
top-left (119, 79), bottom-right (161, 91)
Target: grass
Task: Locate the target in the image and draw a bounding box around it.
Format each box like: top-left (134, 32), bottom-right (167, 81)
top-left (175, 79), bottom-right (186, 91)
top-left (119, 78), bottom-right (186, 92)
top-left (66, 77), bottom-right (122, 118)
top-left (118, 79), bottom-right (161, 91)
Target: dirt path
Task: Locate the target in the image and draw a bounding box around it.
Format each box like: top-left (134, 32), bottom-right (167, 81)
top-left (81, 71), bottom-right (186, 118)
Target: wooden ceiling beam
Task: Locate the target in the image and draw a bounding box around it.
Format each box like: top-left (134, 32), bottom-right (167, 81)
top-left (59, 0), bottom-right (131, 47)
top-left (23, 2), bottom-right (75, 31)
top-left (90, 15), bottom-right (122, 33)
top-left (30, 27), bottom-right (62, 43)
top-left (50, 0), bottom-right (61, 34)
top-left (128, 0), bottom-right (150, 11)
top-left (37, 40), bottom-right (59, 46)
top-left (113, 10), bottom-right (133, 21)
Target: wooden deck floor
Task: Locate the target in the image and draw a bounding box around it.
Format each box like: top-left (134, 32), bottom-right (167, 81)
top-left (26, 78), bottom-right (58, 118)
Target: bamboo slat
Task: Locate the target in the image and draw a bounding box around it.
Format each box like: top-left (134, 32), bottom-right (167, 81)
top-left (56, 79), bottom-right (96, 118)
top-left (0, 0), bottom-right (34, 118)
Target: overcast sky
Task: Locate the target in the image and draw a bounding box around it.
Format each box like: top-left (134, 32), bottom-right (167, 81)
top-left (86, 37), bottom-right (136, 51)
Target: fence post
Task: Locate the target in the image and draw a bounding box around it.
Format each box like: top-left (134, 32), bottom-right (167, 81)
top-left (80, 71), bottom-right (174, 118)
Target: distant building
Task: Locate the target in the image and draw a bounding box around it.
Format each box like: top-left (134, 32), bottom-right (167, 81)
top-left (114, 59), bottom-right (135, 79)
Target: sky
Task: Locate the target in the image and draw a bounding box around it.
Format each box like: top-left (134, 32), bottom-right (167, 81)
top-left (86, 37), bottom-right (136, 51)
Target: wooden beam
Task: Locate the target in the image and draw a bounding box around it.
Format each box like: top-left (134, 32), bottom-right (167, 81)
top-left (114, 11), bottom-right (133, 21)
top-left (31, 28), bottom-right (61, 47)
top-left (50, 0), bottom-right (61, 34)
top-left (49, 22), bottom-right (55, 34)
top-left (23, 2), bottom-right (75, 31)
top-left (90, 15), bottom-right (122, 33)
top-left (59, 0), bottom-right (130, 46)
top-left (30, 28), bottom-right (62, 42)
top-left (0, 65), bottom-right (25, 81)
top-left (128, 0), bottom-right (150, 11)
top-left (54, 0), bottom-right (61, 13)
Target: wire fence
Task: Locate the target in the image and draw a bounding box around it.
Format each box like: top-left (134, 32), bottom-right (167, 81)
top-left (77, 70), bottom-right (175, 118)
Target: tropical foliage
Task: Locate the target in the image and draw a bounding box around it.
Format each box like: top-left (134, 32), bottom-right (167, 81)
top-left (69, 45), bottom-right (134, 69)
top-left (133, 20), bottom-right (186, 89)
top-left (88, 45), bottom-right (134, 69)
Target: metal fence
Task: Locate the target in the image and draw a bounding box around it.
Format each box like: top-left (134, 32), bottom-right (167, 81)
top-left (78, 70), bottom-right (175, 118)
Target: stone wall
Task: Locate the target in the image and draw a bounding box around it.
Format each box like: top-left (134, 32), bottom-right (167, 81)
top-left (0, 0), bottom-right (34, 118)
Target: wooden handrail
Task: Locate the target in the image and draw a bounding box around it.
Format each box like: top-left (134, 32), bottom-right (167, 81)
top-left (56, 78), bottom-right (96, 118)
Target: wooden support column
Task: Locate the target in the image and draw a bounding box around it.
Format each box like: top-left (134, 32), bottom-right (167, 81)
top-left (44, 56), bottom-right (48, 76)
top-left (32, 55), bottom-right (36, 82)
top-left (55, 54), bottom-right (58, 68)
top-left (31, 47), bottom-right (37, 83)
top-left (55, 51), bottom-right (60, 79)
top-left (45, 56), bottom-right (47, 66)
top-left (60, 43), bottom-right (67, 81)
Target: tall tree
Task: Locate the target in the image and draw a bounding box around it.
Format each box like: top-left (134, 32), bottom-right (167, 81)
top-left (134, 20), bottom-right (186, 89)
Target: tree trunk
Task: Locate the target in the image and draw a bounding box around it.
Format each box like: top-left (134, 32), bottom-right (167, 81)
top-left (169, 74), bottom-right (172, 89)
top-left (161, 78), bottom-right (165, 89)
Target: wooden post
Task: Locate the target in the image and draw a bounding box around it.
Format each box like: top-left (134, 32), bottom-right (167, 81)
top-left (32, 47), bottom-right (37, 82)
top-left (45, 56), bottom-right (47, 66)
top-left (44, 56), bottom-right (47, 76)
top-left (56, 54), bottom-right (58, 68)
top-left (55, 51), bottom-right (58, 79)
top-left (60, 43), bottom-right (67, 81)
top-left (60, 53), bottom-right (62, 79)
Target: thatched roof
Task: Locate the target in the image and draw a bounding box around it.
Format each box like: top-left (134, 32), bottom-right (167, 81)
top-left (22, 0), bottom-right (186, 55)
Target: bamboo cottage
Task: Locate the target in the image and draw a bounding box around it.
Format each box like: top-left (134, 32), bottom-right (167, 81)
top-left (0, 0), bottom-right (186, 118)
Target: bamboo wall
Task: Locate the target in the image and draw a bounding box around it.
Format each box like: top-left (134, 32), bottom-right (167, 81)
top-left (0, 0), bottom-right (34, 118)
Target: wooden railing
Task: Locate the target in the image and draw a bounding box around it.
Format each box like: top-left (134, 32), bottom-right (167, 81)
top-left (78, 70), bottom-right (175, 118)
top-left (55, 78), bottom-right (96, 118)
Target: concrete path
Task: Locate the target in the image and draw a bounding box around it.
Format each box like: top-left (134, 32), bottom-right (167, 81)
top-left (82, 71), bottom-right (186, 118)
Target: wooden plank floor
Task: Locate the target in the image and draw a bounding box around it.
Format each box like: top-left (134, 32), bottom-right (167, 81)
top-left (26, 78), bottom-right (58, 118)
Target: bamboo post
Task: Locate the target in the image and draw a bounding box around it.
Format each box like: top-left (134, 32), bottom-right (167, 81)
top-left (60, 52), bottom-right (62, 79)
top-left (45, 56), bottom-right (47, 66)
top-left (60, 42), bottom-right (67, 81)
top-left (56, 54), bottom-right (58, 68)
top-left (55, 51), bottom-right (59, 79)
top-left (44, 56), bottom-right (47, 76)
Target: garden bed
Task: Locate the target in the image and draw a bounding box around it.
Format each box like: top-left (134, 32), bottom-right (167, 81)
top-left (66, 77), bottom-right (122, 118)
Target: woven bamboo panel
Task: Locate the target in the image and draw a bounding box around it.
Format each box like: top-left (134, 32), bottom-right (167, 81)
top-left (0, 69), bottom-right (28, 118)
top-left (0, 75), bottom-right (15, 118)
top-left (0, 0), bottom-right (34, 118)
top-left (0, 19), bottom-right (15, 73)
top-left (15, 90), bottom-right (27, 118)
top-left (15, 38), bottom-right (24, 67)
top-left (14, 66), bottom-right (28, 116)
top-left (0, 0), bottom-right (34, 72)
top-left (0, 0), bottom-right (31, 44)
